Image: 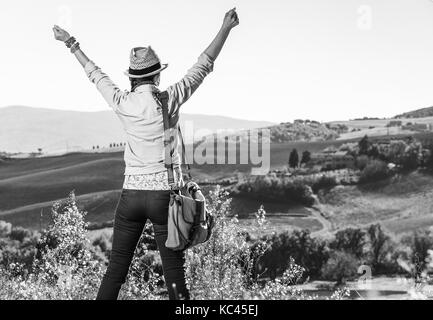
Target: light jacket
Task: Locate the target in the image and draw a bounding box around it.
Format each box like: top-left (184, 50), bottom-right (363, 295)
top-left (84, 53), bottom-right (215, 175)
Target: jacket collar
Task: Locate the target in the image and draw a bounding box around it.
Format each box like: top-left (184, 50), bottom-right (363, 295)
top-left (133, 84), bottom-right (158, 93)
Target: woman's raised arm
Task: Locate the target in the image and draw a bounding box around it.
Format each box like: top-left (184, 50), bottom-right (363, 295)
top-left (53, 25), bottom-right (90, 67)
top-left (52, 25), bottom-right (127, 111)
top-left (204, 8), bottom-right (239, 61)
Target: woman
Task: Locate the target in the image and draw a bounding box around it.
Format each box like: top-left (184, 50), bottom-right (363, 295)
top-left (52, 8), bottom-right (239, 300)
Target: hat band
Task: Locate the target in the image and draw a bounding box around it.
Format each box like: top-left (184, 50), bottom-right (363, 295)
top-left (128, 63), bottom-right (161, 76)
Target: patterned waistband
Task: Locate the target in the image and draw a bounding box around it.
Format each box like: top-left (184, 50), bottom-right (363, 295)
top-left (123, 169), bottom-right (183, 190)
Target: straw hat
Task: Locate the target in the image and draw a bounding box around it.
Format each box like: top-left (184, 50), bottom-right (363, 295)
top-left (124, 46), bottom-right (168, 78)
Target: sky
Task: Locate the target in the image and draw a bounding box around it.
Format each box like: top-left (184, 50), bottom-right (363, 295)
top-left (2, 0), bottom-right (433, 123)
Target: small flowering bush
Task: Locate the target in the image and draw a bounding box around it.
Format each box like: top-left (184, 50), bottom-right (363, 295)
top-left (185, 186), bottom-right (251, 299)
top-left (0, 192), bottom-right (105, 299)
top-left (0, 188), bottom-right (353, 300)
top-left (185, 186), bottom-right (348, 300)
top-left (118, 221), bottom-right (164, 300)
top-left (0, 223), bottom-right (39, 275)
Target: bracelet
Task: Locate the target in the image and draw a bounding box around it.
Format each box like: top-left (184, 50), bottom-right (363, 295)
top-left (65, 36), bottom-right (76, 48)
top-left (70, 42), bottom-right (80, 54)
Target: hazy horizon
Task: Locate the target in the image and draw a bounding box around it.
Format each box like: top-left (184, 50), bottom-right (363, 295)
top-left (2, 104), bottom-right (427, 123)
top-left (2, 0), bottom-right (433, 123)
top-left (0, 104), bottom-right (278, 123)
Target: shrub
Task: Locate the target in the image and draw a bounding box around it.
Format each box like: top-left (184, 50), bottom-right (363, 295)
top-left (92, 234), bottom-right (111, 254)
top-left (402, 229), bottom-right (433, 277)
top-left (321, 251), bottom-right (359, 285)
top-left (256, 233), bottom-right (286, 280)
top-left (1, 189), bottom-right (354, 300)
top-left (183, 187), bottom-right (320, 300)
top-left (258, 230), bottom-right (329, 280)
top-left (119, 221), bottom-right (164, 300)
top-left (355, 155), bottom-right (369, 171)
top-left (0, 223), bottom-right (39, 275)
top-left (234, 175), bottom-right (317, 207)
top-left (424, 144), bottom-right (433, 170)
top-left (311, 175), bottom-right (338, 193)
top-left (0, 221), bottom-right (12, 237)
top-left (401, 143), bottom-right (421, 171)
top-left (330, 227), bottom-right (366, 259)
top-left (10, 226), bottom-right (33, 242)
top-left (185, 186), bottom-right (255, 299)
top-left (359, 160), bottom-right (389, 183)
top-left (31, 191), bottom-right (104, 299)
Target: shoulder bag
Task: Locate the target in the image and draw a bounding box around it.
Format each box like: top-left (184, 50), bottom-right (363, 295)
top-left (156, 91), bottom-right (215, 251)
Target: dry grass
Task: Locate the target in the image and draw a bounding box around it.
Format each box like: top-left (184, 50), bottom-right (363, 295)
top-left (317, 172), bottom-right (433, 233)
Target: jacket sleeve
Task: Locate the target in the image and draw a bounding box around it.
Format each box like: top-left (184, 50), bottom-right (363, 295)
top-left (166, 53), bottom-right (215, 118)
top-left (84, 61), bottom-right (128, 111)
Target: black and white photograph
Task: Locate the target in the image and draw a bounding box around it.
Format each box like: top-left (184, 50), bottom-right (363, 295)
top-left (1, 0), bottom-right (433, 310)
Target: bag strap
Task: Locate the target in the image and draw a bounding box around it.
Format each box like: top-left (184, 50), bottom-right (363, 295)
top-left (177, 126), bottom-right (192, 180)
top-left (158, 91), bottom-right (175, 187)
top-left (157, 91), bottom-right (192, 184)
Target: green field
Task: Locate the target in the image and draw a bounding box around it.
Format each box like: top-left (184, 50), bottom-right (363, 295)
top-left (0, 140), bottom-right (353, 210)
top-left (2, 137), bottom-right (433, 235)
top-left (1, 141), bottom-right (346, 231)
top-left (317, 171), bottom-right (433, 234)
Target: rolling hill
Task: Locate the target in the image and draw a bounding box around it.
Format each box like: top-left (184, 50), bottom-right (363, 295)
top-left (3, 105), bottom-right (433, 235)
top-left (328, 117), bottom-right (433, 140)
top-left (0, 138), bottom-right (354, 230)
top-left (394, 106), bottom-right (433, 119)
top-left (2, 141), bottom-right (433, 235)
top-left (0, 106), bottom-right (274, 153)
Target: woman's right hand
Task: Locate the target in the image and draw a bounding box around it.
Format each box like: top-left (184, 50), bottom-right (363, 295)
top-left (52, 25), bottom-right (71, 42)
top-left (222, 8), bottom-right (239, 31)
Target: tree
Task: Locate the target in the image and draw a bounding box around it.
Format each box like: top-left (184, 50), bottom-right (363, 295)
top-left (401, 229), bottom-right (433, 280)
top-left (321, 251), bottom-right (358, 285)
top-left (358, 135), bottom-right (370, 156)
top-left (400, 141), bottom-right (421, 171)
top-left (366, 224), bottom-right (393, 272)
top-left (367, 145), bottom-right (380, 159)
top-left (359, 160), bottom-right (389, 183)
top-left (355, 155), bottom-right (369, 171)
top-left (301, 150), bottom-right (311, 165)
top-left (330, 227), bottom-right (366, 259)
top-left (425, 143), bottom-right (433, 170)
top-left (288, 149), bottom-right (299, 168)
top-left (259, 230), bottom-right (328, 280)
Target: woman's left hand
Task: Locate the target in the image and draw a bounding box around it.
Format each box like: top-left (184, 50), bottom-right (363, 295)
top-left (53, 25), bottom-right (71, 42)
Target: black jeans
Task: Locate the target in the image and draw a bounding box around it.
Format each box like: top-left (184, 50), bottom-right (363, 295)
top-left (96, 189), bottom-right (190, 300)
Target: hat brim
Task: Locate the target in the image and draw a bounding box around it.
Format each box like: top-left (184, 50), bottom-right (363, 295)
top-left (124, 64), bottom-right (168, 78)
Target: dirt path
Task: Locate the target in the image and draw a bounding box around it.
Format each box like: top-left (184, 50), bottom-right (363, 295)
top-left (308, 206), bottom-right (334, 238)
